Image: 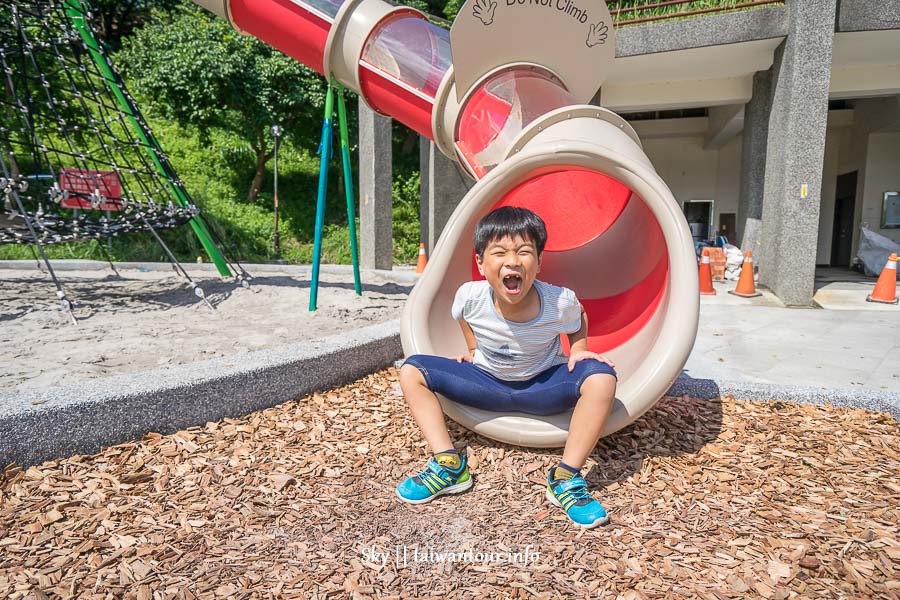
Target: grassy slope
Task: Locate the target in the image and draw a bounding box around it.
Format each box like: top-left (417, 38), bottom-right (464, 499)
top-left (610, 0), bottom-right (782, 25)
top-left (0, 114), bottom-right (423, 266)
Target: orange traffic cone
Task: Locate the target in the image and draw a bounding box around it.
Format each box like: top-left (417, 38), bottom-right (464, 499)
top-left (728, 250), bottom-right (762, 298)
top-left (699, 247), bottom-right (716, 295)
top-left (866, 253), bottom-right (898, 305)
top-left (415, 243), bottom-right (428, 274)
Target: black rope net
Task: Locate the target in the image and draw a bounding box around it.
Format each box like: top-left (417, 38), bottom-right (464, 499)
top-left (0, 0), bottom-right (199, 246)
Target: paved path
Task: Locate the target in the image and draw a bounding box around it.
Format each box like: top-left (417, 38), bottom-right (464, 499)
top-left (684, 279), bottom-right (900, 403)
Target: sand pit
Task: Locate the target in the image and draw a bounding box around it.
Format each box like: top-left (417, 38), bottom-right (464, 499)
top-left (0, 267), bottom-right (412, 394)
top-left (1, 367), bottom-right (897, 598)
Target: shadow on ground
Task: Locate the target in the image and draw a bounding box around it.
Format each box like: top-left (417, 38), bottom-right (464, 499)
top-left (813, 266), bottom-right (877, 293)
top-left (448, 374), bottom-right (724, 499)
top-left (1, 274), bottom-right (413, 320)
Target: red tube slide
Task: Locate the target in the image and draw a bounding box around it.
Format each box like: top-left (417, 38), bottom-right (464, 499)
top-left (229, 0), bottom-right (333, 74)
top-left (221, 1), bottom-right (449, 139)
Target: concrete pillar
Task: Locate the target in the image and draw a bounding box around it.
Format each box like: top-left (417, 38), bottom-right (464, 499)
top-left (737, 70), bottom-right (772, 260)
top-left (757, 0), bottom-right (837, 306)
top-left (419, 135), bottom-right (430, 252)
top-left (421, 138), bottom-right (473, 255)
top-left (358, 99), bottom-right (393, 270)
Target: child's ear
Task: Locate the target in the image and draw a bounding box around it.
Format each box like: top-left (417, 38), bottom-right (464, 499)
top-left (475, 253), bottom-right (485, 276)
top-left (537, 252), bottom-right (543, 273)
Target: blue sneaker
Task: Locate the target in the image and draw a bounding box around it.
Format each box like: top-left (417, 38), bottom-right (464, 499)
top-left (396, 453), bottom-right (472, 504)
top-left (546, 472), bottom-right (610, 528)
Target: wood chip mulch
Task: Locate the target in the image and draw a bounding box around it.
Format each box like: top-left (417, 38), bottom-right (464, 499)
top-left (1, 368), bottom-right (898, 599)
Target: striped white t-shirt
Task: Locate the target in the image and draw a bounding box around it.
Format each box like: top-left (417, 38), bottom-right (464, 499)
top-left (451, 279), bottom-right (584, 381)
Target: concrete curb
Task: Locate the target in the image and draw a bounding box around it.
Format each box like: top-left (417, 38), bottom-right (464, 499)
top-left (3, 316), bottom-right (896, 469)
top-left (0, 260), bottom-right (421, 284)
top-left (670, 375), bottom-right (900, 419)
top-left (0, 320), bottom-right (403, 469)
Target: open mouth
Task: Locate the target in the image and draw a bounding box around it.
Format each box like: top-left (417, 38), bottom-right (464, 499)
top-left (502, 274), bottom-right (522, 295)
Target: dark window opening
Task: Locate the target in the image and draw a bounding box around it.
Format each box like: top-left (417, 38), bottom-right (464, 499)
top-left (623, 108), bottom-right (709, 121)
top-left (829, 100), bottom-right (850, 111)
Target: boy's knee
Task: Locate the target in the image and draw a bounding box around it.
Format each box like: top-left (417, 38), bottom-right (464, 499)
top-left (399, 361), bottom-right (427, 389)
top-left (579, 372), bottom-right (616, 397)
top-left (573, 358), bottom-right (616, 377)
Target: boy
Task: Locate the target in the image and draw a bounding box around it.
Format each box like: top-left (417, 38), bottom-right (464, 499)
top-left (397, 206), bottom-right (618, 529)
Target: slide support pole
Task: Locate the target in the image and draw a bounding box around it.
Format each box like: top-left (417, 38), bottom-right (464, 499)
top-left (334, 79), bottom-right (362, 295)
top-left (310, 83), bottom-right (335, 311)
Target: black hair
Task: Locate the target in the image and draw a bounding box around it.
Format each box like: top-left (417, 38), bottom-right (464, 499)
top-left (474, 206), bottom-right (547, 258)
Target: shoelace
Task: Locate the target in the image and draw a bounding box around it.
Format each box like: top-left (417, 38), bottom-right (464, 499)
top-left (555, 476), bottom-right (594, 505)
top-left (417, 459), bottom-right (455, 485)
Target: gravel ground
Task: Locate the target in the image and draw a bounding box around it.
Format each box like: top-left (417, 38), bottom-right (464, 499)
top-left (1, 368), bottom-right (897, 599)
top-left (0, 268), bottom-right (411, 394)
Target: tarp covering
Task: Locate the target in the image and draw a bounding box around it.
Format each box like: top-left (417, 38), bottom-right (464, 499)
top-left (856, 226), bottom-right (900, 276)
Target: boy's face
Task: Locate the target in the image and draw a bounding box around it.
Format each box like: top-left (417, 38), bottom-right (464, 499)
top-left (476, 234), bottom-right (542, 305)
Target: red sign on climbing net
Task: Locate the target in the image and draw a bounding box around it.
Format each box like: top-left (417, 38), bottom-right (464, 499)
top-left (59, 168), bottom-right (123, 211)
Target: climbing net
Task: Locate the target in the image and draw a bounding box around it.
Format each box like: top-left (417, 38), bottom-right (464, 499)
top-left (0, 0), bottom-right (250, 322)
top-left (0, 0), bottom-right (201, 245)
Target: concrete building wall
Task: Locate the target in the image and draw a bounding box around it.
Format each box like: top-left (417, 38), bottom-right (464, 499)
top-left (837, 122), bottom-right (856, 175)
top-left (844, 97), bottom-right (900, 254)
top-left (816, 128), bottom-right (843, 264)
top-left (713, 136), bottom-right (743, 236)
top-left (860, 131), bottom-right (900, 245)
top-left (790, 115), bottom-right (898, 266)
top-left (631, 133), bottom-right (743, 242)
top-left (849, 110), bottom-right (873, 256)
top-left (631, 109), bottom-right (896, 266)
top-left (641, 136), bottom-right (718, 228)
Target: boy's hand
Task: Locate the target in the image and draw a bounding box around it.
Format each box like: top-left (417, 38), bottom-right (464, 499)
top-left (568, 350), bottom-right (615, 372)
top-left (454, 354), bottom-right (473, 363)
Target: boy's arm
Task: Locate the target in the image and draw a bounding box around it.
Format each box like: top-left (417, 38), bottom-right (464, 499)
top-left (456, 319), bottom-right (477, 363)
top-left (565, 306), bottom-right (616, 371)
top-left (566, 306), bottom-right (590, 354)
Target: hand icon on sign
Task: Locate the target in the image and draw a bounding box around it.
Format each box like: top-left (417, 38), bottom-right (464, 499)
top-left (586, 21), bottom-right (608, 47)
top-left (473, 0), bottom-right (496, 26)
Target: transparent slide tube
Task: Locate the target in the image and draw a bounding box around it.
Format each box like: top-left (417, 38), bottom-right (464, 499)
top-left (359, 14), bottom-right (451, 138)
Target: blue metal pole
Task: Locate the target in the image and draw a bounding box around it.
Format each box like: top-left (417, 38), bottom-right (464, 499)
top-left (334, 79), bottom-right (362, 295)
top-left (310, 84), bottom-right (334, 311)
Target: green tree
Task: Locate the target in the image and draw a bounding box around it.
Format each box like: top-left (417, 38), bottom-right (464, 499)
top-left (116, 7), bottom-right (326, 203)
top-left (88, 0), bottom-right (179, 50)
top-left (442, 0), bottom-right (465, 20)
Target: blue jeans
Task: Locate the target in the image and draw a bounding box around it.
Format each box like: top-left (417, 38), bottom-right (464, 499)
top-left (402, 354), bottom-right (617, 416)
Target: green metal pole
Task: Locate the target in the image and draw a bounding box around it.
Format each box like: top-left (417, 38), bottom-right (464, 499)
top-left (64, 0), bottom-right (232, 277)
top-left (310, 84), bottom-right (334, 311)
top-left (334, 80), bottom-right (362, 296)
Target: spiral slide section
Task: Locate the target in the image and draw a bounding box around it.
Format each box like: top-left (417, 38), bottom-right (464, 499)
top-left (193, 0), bottom-right (700, 447)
